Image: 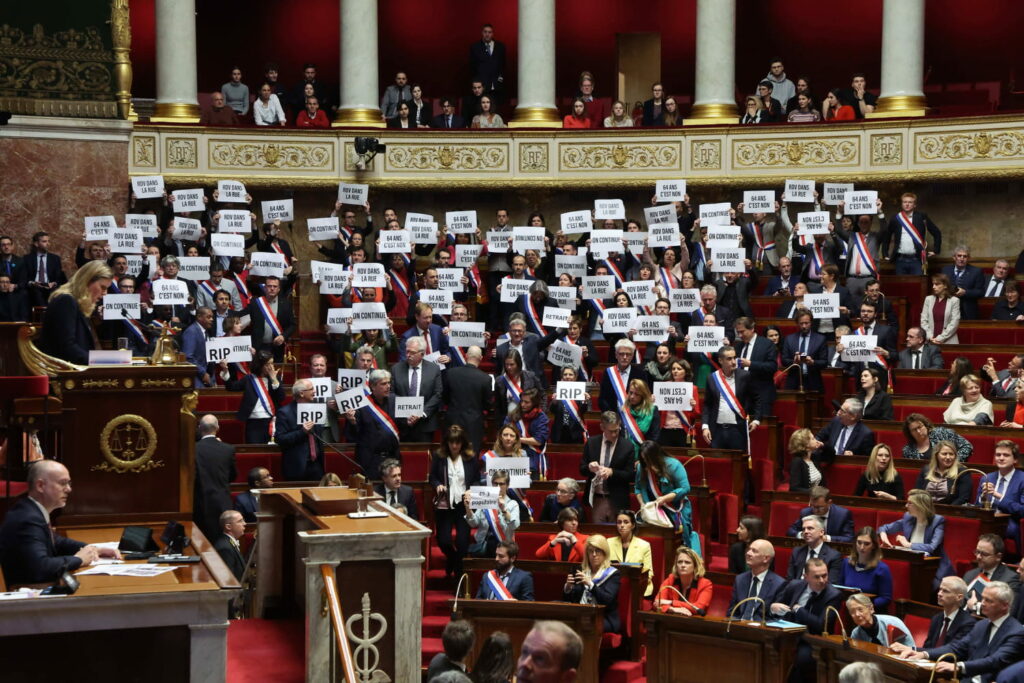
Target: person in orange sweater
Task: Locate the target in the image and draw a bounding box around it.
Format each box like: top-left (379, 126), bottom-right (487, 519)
top-left (656, 546), bottom-right (713, 615)
top-left (535, 507), bottom-right (588, 562)
top-left (562, 98), bottom-right (593, 129)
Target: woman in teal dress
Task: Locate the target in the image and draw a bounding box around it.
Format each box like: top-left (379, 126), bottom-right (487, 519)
top-left (634, 440), bottom-right (698, 551)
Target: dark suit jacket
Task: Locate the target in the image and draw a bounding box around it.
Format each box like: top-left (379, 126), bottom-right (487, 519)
top-left (181, 321), bottom-right (211, 386)
top-left (701, 368), bottom-right (762, 425)
top-left (813, 417), bottom-right (876, 461)
top-left (247, 296), bottom-right (296, 349)
top-left (579, 435), bottom-right (635, 513)
top-left (274, 401), bottom-right (325, 481)
top-left (881, 211), bottom-right (942, 259)
top-left (0, 497), bottom-right (86, 585)
top-left (857, 390), bottom-right (894, 421)
top-left (18, 252), bottom-right (66, 289)
top-left (475, 566), bottom-right (535, 601)
top-left (982, 275), bottom-right (1010, 300)
top-left (391, 359), bottom-right (443, 432)
top-left (925, 616), bottom-right (1024, 682)
top-left (234, 375), bottom-right (285, 422)
top-left (565, 569), bottom-right (621, 634)
top-left (727, 570), bottom-right (788, 620)
top-left (781, 331), bottom-right (828, 391)
top-left (598, 364), bottom-right (650, 413)
top-left (641, 99), bottom-right (664, 126)
top-left (0, 290), bottom-right (29, 322)
top-left (37, 293), bottom-right (95, 365)
top-left (786, 505), bottom-right (855, 543)
top-left (898, 344), bottom-right (944, 369)
top-left (429, 455), bottom-right (481, 497)
top-left (193, 436), bottom-right (237, 540)
top-left (715, 279), bottom-right (754, 319)
top-left (234, 491), bottom-right (258, 523)
top-left (443, 364), bottom-right (493, 450)
top-left (735, 334), bottom-right (779, 408)
top-left (924, 608), bottom-right (977, 649)
top-left (495, 334), bottom-right (545, 387)
top-left (791, 235), bottom-right (843, 280)
top-left (375, 483), bottom-right (419, 520)
top-left (469, 40), bottom-right (506, 91)
top-left (430, 113), bottom-right (466, 129)
top-left (213, 533), bottom-right (245, 581)
top-left (399, 324), bottom-right (450, 362)
top-left (347, 394), bottom-right (400, 475)
top-left (762, 275), bottom-right (798, 296)
top-left (776, 580), bottom-right (844, 635)
top-left (942, 264), bottom-right (986, 319)
top-left (786, 544), bottom-right (843, 584)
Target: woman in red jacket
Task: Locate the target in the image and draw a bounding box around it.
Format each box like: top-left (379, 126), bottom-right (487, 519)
top-left (535, 507), bottom-right (588, 562)
top-left (562, 98), bottom-right (593, 129)
top-left (655, 546), bottom-right (713, 615)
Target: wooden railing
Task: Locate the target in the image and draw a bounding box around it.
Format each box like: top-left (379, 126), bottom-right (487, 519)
top-left (320, 564), bottom-right (358, 683)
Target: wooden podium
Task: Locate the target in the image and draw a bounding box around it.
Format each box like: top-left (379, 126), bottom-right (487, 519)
top-left (807, 634), bottom-right (933, 682)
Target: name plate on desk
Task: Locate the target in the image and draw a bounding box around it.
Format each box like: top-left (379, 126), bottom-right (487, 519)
top-left (88, 350), bottom-right (132, 366)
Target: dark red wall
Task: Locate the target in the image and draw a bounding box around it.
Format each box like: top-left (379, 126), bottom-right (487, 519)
top-left (129, 0), bottom-right (1024, 105)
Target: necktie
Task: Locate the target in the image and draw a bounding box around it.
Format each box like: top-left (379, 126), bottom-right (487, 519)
top-left (410, 367), bottom-right (419, 396)
top-left (602, 441), bottom-right (612, 467)
top-left (800, 336), bottom-right (809, 374)
top-left (423, 331), bottom-right (432, 354)
top-left (38, 255), bottom-right (47, 284)
top-left (810, 549), bottom-right (818, 560)
top-left (936, 617), bottom-right (950, 647)
top-left (487, 43), bottom-right (492, 56)
top-left (987, 279), bottom-right (1002, 297)
top-left (955, 270), bottom-right (963, 284)
top-left (446, 115), bottom-right (452, 128)
top-left (748, 576), bottom-right (759, 598)
top-left (997, 476), bottom-right (1007, 497)
top-left (389, 490), bottom-right (396, 506)
top-left (745, 577), bottom-right (760, 618)
top-left (912, 350), bottom-right (920, 370)
top-left (836, 427), bottom-right (849, 454)
top-left (308, 431), bottom-right (317, 461)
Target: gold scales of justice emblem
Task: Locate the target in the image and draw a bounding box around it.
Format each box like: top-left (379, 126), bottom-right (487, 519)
top-left (94, 414), bottom-right (165, 473)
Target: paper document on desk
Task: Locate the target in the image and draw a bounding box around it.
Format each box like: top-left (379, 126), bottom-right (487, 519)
top-left (77, 565), bottom-right (178, 577)
top-left (764, 620), bottom-right (806, 630)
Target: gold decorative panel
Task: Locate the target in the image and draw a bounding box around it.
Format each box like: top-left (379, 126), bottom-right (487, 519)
top-left (690, 140), bottom-right (722, 170)
top-left (870, 134), bottom-right (902, 166)
top-left (915, 129), bottom-right (1024, 163)
top-left (165, 137), bottom-right (197, 169)
top-left (734, 138), bottom-right (859, 168)
top-left (209, 140), bottom-right (334, 171)
top-left (133, 136), bottom-right (156, 167)
top-left (519, 143), bottom-right (549, 173)
top-left (559, 143), bottom-right (681, 171)
top-left (385, 144), bottom-right (509, 172)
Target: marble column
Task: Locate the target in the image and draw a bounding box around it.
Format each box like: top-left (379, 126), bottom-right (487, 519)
top-left (511, 0), bottom-right (561, 127)
top-left (685, 0), bottom-right (737, 125)
top-left (334, 0), bottom-right (385, 128)
top-left (869, 0), bottom-right (928, 118)
top-left (151, 0), bottom-right (199, 123)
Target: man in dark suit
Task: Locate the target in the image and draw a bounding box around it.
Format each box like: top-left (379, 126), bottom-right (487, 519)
top-left (762, 256), bottom-right (798, 296)
top-left (898, 326), bottom-right (944, 370)
top-left (181, 306), bottom-right (214, 388)
top-left (771, 558), bottom-right (844, 683)
top-left (0, 460), bottom-right (119, 585)
top-left (213, 510), bottom-right (246, 581)
top-left (843, 300), bottom-right (897, 377)
top-left (692, 285), bottom-right (737, 339)
top-left (234, 466), bottom-right (272, 523)
top-left (496, 317), bottom-right (545, 386)
top-left (247, 275), bottom-right (295, 362)
top-left (983, 259), bottom-right (1011, 300)
top-left (19, 231), bottom-right (66, 308)
top-left (701, 346), bottom-right (761, 451)
top-left (716, 273), bottom-right (753, 319)
top-left (274, 379), bottom-right (325, 482)
top-left (727, 539), bottom-right (788, 620)
top-left (786, 516), bottom-right (843, 584)
top-left (579, 412), bottom-right (635, 522)
top-left (734, 316), bottom-right (779, 412)
top-left (854, 279), bottom-right (898, 332)
top-left (890, 575), bottom-right (975, 657)
top-left (881, 192), bottom-right (942, 275)
top-left (0, 234), bottom-right (24, 281)
top-left (400, 301), bottom-right (450, 363)
top-left (904, 581), bottom-right (1024, 682)
top-left (0, 271), bottom-right (28, 322)
top-left (374, 458), bottom-right (418, 520)
top-left (943, 245), bottom-right (987, 319)
top-left (782, 311), bottom-right (828, 391)
top-left (431, 98), bottom-right (466, 129)
top-left (964, 535), bottom-right (1022, 615)
top-left (469, 24), bottom-right (506, 97)
top-left (476, 541), bottom-right (535, 601)
top-left (443, 345), bottom-right (493, 452)
top-left (391, 336), bottom-right (443, 442)
top-left (790, 231), bottom-right (843, 284)
top-left (641, 82), bottom-right (665, 125)
top-left (785, 487), bottom-right (855, 543)
top-left (193, 415), bottom-right (237, 541)
top-left (812, 397), bottom-right (876, 462)
top-left (344, 369), bottom-right (400, 476)
top-left (598, 338), bottom-right (651, 413)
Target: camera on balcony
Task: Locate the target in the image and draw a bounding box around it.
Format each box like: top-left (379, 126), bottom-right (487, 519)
top-left (354, 137), bottom-right (385, 170)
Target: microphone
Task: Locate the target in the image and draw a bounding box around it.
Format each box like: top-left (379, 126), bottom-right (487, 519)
top-left (682, 453), bottom-right (707, 487)
top-left (658, 584), bottom-right (706, 616)
top-left (824, 605), bottom-right (849, 648)
top-left (310, 430), bottom-right (365, 474)
top-left (726, 596), bottom-right (766, 635)
top-left (451, 573), bottom-right (471, 619)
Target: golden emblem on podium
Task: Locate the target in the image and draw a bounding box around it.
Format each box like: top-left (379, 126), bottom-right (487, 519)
top-left (94, 414), bottom-right (164, 473)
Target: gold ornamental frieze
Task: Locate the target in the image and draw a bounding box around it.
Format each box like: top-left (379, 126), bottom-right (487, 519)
top-left (94, 414), bottom-right (163, 474)
top-left (385, 144), bottom-right (509, 172)
top-left (915, 129), bottom-right (1024, 163)
top-left (734, 138), bottom-right (859, 168)
top-left (559, 143), bottom-right (681, 171)
top-left (133, 136), bottom-right (157, 167)
top-left (210, 140), bottom-right (334, 170)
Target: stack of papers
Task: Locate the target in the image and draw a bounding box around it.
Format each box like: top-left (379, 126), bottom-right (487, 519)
top-left (77, 564), bottom-right (178, 578)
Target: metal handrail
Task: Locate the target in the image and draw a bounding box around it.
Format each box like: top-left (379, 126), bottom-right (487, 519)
top-left (320, 564), bottom-right (358, 682)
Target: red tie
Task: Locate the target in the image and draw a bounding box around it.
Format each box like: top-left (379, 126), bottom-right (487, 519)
top-left (423, 331), bottom-right (432, 354)
top-left (935, 617), bottom-right (950, 647)
top-left (308, 432), bottom-right (317, 461)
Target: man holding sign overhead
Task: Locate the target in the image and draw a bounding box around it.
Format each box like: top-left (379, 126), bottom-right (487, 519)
top-left (881, 192), bottom-right (942, 276)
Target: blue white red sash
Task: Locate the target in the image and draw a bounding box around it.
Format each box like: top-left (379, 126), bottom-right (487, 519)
top-left (589, 299), bottom-right (606, 321)
top-left (230, 272), bottom-right (251, 306)
top-left (711, 370), bottom-right (747, 421)
top-left (897, 212), bottom-right (926, 255)
top-left (501, 374), bottom-right (523, 404)
top-left (703, 352), bottom-right (721, 371)
top-left (601, 259), bottom-right (625, 288)
top-left (256, 297), bottom-right (283, 337)
top-left (693, 307), bottom-right (714, 324)
top-left (124, 318), bottom-right (147, 344)
top-left (691, 244), bottom-right (707, 275)
top-left (522, 294), bottom-right (545, 335)
top-left (854, 327), bottom-right (889, 369)
top-left (199, 279), bottom-right (218, 300)
top-left (658, 267), bottom-right (677, 293)
top-left (108, 280), bottom-right (120, 294)
top-left (270, 241), bottom-right (289, 263)
top-left (250, 375), bottom-right (275, 416)
top-left (484, 570), bottom-right (516, 600)
top-left (809, 243), bottom-right (825, 278)
top-left (339, 225), bottom-right (353, 241)
top-left (389, 269), bottom-right (410, 297)
top-left (607, 368), bottom-right (645, 443)
top-left (449, 346), bottom-right (467, 367)
top-left (561, 399), bottom-right (589, 444)
top-left (483, 507), bottom-right (509, 543)
top-left (362, 388), bottom-right (400, 440)
top-left (850, 232), bottom-right (878, 278)
top-left (527, 267), bottom-right (536, 278)
top-left (236, 361), bottom-right (250, 376)
top-left (561, 336), bottom-right (588, 380)
top-left (749, 223), bottom-right (776, 264)
top-left (587, 566), bottom-right (617, 594)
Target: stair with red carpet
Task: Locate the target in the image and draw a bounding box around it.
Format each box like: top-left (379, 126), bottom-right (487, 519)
top-left (422, 533), bottom-right (456, 667)
top-left (227, 618), bottom-right (304, 683)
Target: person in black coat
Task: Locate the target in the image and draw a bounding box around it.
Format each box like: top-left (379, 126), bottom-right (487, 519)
top-left (275, 380), bottom-right (326, 482)
top-left (579, 413), bottom-right (635, 523)
top-left (234, 467), bottom-right (272, 523)
top-left (812, 398), bottom-right (876, 462)
top-left (733, 316), bottom-right (779, 412)
top-left (0, 272), bottom-right (29, 322)
top-left (941, 247), bottom-right (986, 320)
top-left (770, 558), bottom-right (844, 683)
top-left (19, 231), bottom-right (67, 308)
top-left (212, 510), bottom-right (246, 581)
top-left (375, 458), bottom-right (419, 520)
top-left (880, 193), bottom-right (942, 276)
top-left (781, 311), bottom-right (829, 391)
top-left (887, 575), bottom-right (976, 653)
top-left (700, 346), bottom-right (762, 451)
top-left (598, 339), bottom-right (650, 413)
top-left (442, 346), bottom-right (493, 453)
top-left (641, 83), bottom-right (665, 126)
top-left (431, 98), bottom-right (466, 129)
top-left (247, 275), bottom-right (296, 362)
top-left (786, 517), bottom-right (843, 583)
top-left (344, 369), bottom-right (400, 477)
top-left (468, 24), bottom-right (506, 95)
top-left (563, 535), bottom-right (621, 634)
top-left (35, 260), bottom-right (112, 364)
top-left (235, 350), bottom-right (285, 444)
top-left (193, 416), bottom-right (237, 541)
top-left (429, 425), bottom-right (481, 578)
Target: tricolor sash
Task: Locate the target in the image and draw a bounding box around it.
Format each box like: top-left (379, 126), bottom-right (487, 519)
top-left (809, 243), bottom-right (825, 279)
top-left (711, 370), bottom-right (747, 421)
top-left (484, 570), bottom-right (516, 600)
top-left (608, 368), bottom-right (645, 444)
top-left (562, 399), bottom-right (589, 444)
top-left (250, 375), bottom-right (275, 416)
top-left (482, 507), bottom-right (510, 543)
top-left (449, 346), bottom-right (467, 367)
top-left (255, 297), bottom-right (283, 337)
top-left (854, 327), bottom-right (889, 369)
top-left (501, 374), bottom-right (523, 405)
top-left (645, 469), bottom-right (685, 530)
top-left (658, 267), bottom-right (677, 293)
top-left (703, 352), bottom-right (721, 371)
top-left (897, 212), bottom-right (926, 256)
top-left (516, 417), bottom-right (548, 480)
top-left (522, 294), bottom-right (546, 335)
top-left (527, 267), bottom-right (536, 278)
top-left (855, 327), bottom-right (894, 390)
top-left (270, 241), bottom-right (289, 263)
top-left (561, 336), bottom-right (588, 380)
top-left (362, 388), bottom-right (400, 440)
top-left (589, 298), bottom-right (606, 322)
top-left (123, 318), bottom-right (148, 345)
top-left (236, 361), bottom-right (250, 376)
top-left (601, 259), bottom-right (625, 288)
top-left (691, 244), bottom-right (707, 279)
top-left (231, 272), bottom-right (251, 306)
top-left (580, 566), bottom-right (618, 604)
top-left (850, 232), bottom-right (878, 278)
top-left (199, 279), bottom-right (218, 300)
top-left (749, 223), bottom-right (776, 265)
top-left (108, 280), bottom-right (121, 294)
top-left (339, 225), bottom-right (354, 241)
top-left (389, 269), bottom-right (410, 298)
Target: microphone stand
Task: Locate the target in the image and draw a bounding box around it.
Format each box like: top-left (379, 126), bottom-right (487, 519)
top-left (450, 573), bottom-right (471, 620)
top-left (726, 596), bottom-right (766, 635)
top-left (928, 652), bottom-right (958, 683)
top-left (824, 605), bottom-right (849, 648)
top-left (781, 361), bottom-right (803, 393)
top-left (955, 468), bottom-right (989, 508)
top-left (682, 453), bottom-right (707, 487)
top-left (659, 584), bottom-right (706, 616)
top-left (310, 430), bottom-right (366, 476)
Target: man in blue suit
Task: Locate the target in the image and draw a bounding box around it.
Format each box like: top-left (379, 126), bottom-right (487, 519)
top-left (786, 486), bottom-right (855, 543)
top-left (770, 557), bottom-right (843, 683)
top-left (812, 398), bottom-right (876, 462)
top-left (942, 245), bottom-right (986, 319)
top-left (786, 516), bottom-right (843, 584)
top-left (781, 311), bottom-right (828, 391)
top-left (762, 256), bottom-right (798, 296)
top-left (430, 99), bottom-right (466, 129)
top-left (476, 541), bottom-right (534, 601)
top-left (274, 379), bottom-right (326, 482)
top-left (977, 440), bottom-right (1024, 546)
top-left (904, 581), bottom-right (1024, 683)
top-left (400, 302), bottom-right (450, 363)
top-left (727, 539), bottom-right (787, 620)
top-left (181, 306), bottom-right (214, 387)
top-left (734, 316), bottom-right (779, 413)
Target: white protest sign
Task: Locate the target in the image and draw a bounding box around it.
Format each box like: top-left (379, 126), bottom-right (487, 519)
top-left (644, 204), bottom-right (676, 227)
top-left (687, 325), bottom-right (725, 352)
top-left (249, 252), bottom-right (286, 277)
top-left (177, 256), bottom-right (210, 281)
top-left (145, 254), bottom-right (158, 279)
top-left (512, 226), bottom-right (546, 255)
top-left (653, 382), bottom-right (694, 412)
top-left (784, 179), bottom-right (815, 203)
top-left (560, 210), bottom-right (591, 235)
top-left (670, 288), bottom-right (701, 313)
top-left (211, 233), bottom-right (245, 257)
top-left (805, 293), bottom-right (840, 319)
top-left (296, 403), bottom-right (328, 425)
top-left (633, 315), bottom-right (670, 342)
top-left (710, 248), bottom-right (745, 272)
top-left (103, 294), bottom-right (141, 321)
top-left (603, 308), bottom-right (637, 334)
top-left (542, 306), bottom-right (572, 329)
top-left (111, 228), bottom-right (142, 254)
top-left (655, 179), bottom-right (687, 202)
top-left (126, 213), bottom-right (158, 238)
top-left (469, 486), bottom-right (500, 510)
top-left (351, 302), bottom-right (388, 331)
top-left (261, 199), bottom-right (294, 223)
top-left (455, 244), bottom-right (482, 268)
top-left (131, 175), bottom-right (164, 199)
top-left (824, 183), bottom-right (855, 206)
top-left (706, 225), bottom-right (741, 249)
top-left (546, 340), bottom-right (584, 369)
top-left (152, 279), bottom-right (189, 305)
top-left (309, 260), bottom-right (333, 283)
top-left (623, 231), bottom-right (648, 255)
top-left (843, 190), bottom-right (878, 215)
top-left (205, 335), bottom-right (253, 363)
top-left (172, 189), bottom-right (205, 212)
top-left (334, 386), bottom-right (368, 413)
top-left (648, 223), bottom-right (680, 248)
top-left (217, 180), bottom-right (247, 203)
top-left (395, 396), bottom-right (425, 419)
top-left (743, 190), bottom-right (775, 213)
top-left (85, 216), bottom-right (116, 242)
top-left (797, 211), bottom-right (831, 236)
top-left (623, 280), bottom-right (657, 307)
top-left (448, 321), bottom-right (486, 347)
top-left (555, 381), bottom-right (588, 402)
top-left (171, 217), bottom-right (202, 241)
top-left (424, 351), bottom-right (445, 368)
top-left (337, 183), bottom-right (368, 206)
top-left (548, 286), bottom-right (577, 309)
top-left (353, 263), bottom-right (387, 288)
top-left (500, 277), bottom-right (533, 303)
top-left (436, 268), bottom-right (464, 291)
top-left (318, 264), bottom-right (349, 294)
top-left (126, 254), bottom-right (144, 277)
top-left (445, 210), bottom-right (477, 235)
top-left (404, 212), bottom-right (434, 229)
top-left (484, 459), bottom-right (531, 489)
top-left (582, 275), bottom-right (615, 300)
top-left (308, 377), bottom-right (336, 401)
top-left (555, 252), bottom-right (587, 280)
top-left (336, 369), bottom-right (366, 391)
top-left (699, 202), bottom-right (732, 226)
top-left (589, 230), bottom-right (623, 257)
top-left (594, 199), bottom-right (625, 220)
top-left (307, 216), bottom-right (340, 241)
top-left (378, 230), bottom-right (411, 254)
top-left (485, 228), bottom-right (511, 253)
top-left (218, 209), bottom-right (252, 234)
top-left (411, 221), bottom-right (438, 245)
top-left (420, 289), bottom-right (453, 315)
top-left (326, 308), bottom-right (351, 334)
top-left (841, 334), bottom-right (877, 362)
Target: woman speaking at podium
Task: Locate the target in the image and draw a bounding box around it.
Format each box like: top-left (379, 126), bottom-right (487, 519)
top-left (39, 260), bottom-right (113, 364)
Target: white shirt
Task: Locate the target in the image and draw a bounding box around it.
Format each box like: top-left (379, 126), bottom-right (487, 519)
top-left (248, 378), bottom-right (280, 420)
top-left (29, 496), bottom-right (51, 526)
top-left (447, 456), bottom-right (466, 506)
top-left (261, 297), bottom-right (279, 344)
top-left (741, 334), bottom-right (758, 367)
top-left (715, 372), bottom-right (738, 425)
top-left (406, 361), bottom-right (424, 395)
top-left (897, 212), bottom-right (916, 255)
top-left (253, 94), bottom-right (286, 125)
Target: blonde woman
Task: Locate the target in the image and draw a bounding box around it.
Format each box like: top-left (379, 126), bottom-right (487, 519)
top-left (39, 260), bottom-right (112, 364)
top-left (943, 374), bottom-right (994, 425)
top-left (603, 99), bottom-right (634, 128)
top-left (914, 441), bottom-right (971, 505)
top-left (480, 424), bottom-right (532, 521)
top-left (920, 273), bottom-right (960, 345)
top-left (623, 378), bottom-right (660, 448)
top-left (879, 489), bottom-right (954, 588)
top-left (563, 534), bottom-right (621, 633)
top-left (788, 428), bottom-right (824, 494)
top-left (854, 444), bottom-right (904, 500)
top-left (656, 546), bottom-right (712, 615)
top-left (740, 96), bottom-right (766, 124)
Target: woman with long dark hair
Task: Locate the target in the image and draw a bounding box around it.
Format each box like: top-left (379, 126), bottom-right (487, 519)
top-left (430, 425), bottom-right (480, 579)
top-left (635, 440), bottom-right (696, 549)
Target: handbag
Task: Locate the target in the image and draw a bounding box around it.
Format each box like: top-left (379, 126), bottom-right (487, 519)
top-left (433, 458), bottom-right (451, 510)
top-left (639, 501), bottom-right (673, 528)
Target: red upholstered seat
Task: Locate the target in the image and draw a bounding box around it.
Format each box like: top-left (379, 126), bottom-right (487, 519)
top-left (903, 611), bottom-right (931, 645)
top-left (768, 501), bottom-right (806, 537)
top-left (886, 556), bottom-right (912, 600)
top-left (715, 493), bottom-right (740, 548)
top-left (707, 581), bottom-right (734, 618)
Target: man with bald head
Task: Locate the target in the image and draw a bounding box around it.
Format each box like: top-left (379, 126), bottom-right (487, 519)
top-left (443, 345), bottom-right (493, 452)
top-left (199, 91), bottom-right (239, 126)
top-left (516, 620), bottom-right (582, 683)
top-left (0, 460), bottom-right (120, 585)
top-left (727, 539), bottom-right (788, 621)
top-left (194, 414), bottom-right (237, 541)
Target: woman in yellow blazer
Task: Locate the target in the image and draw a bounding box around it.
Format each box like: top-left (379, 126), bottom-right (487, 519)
top-left (606, 510), bottom-right (654, 598)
